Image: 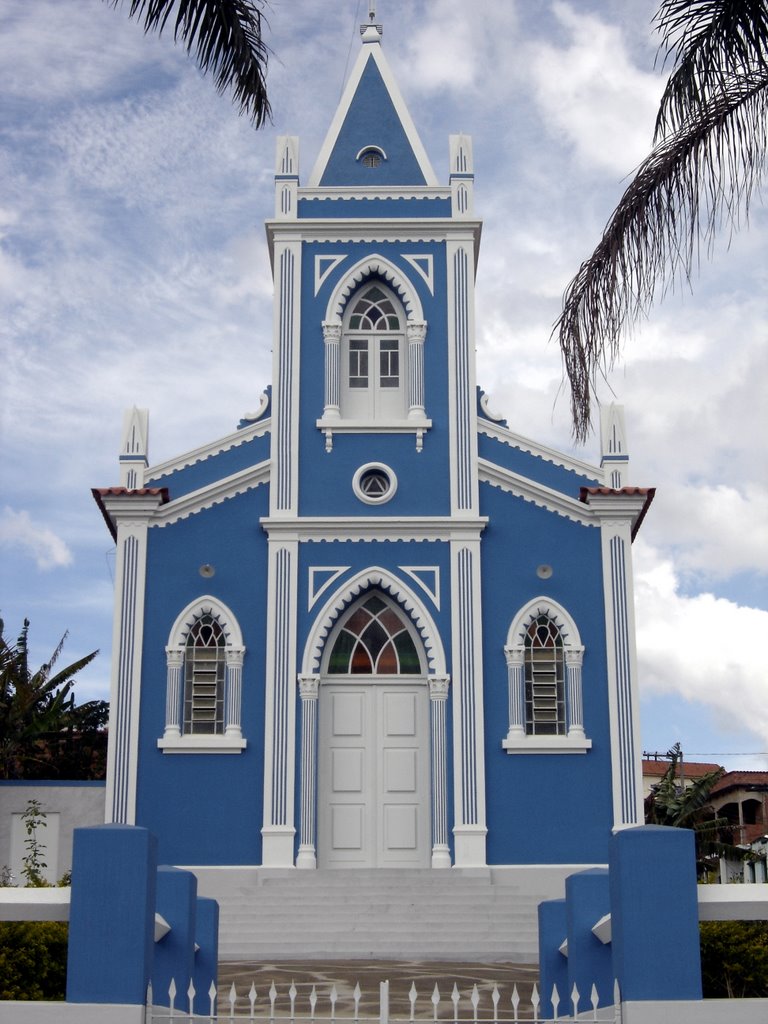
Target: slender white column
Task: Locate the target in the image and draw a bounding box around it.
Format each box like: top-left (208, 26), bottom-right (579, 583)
top-left (429, 675), bottom-right (451, 868)
top-left (406, 320), bottom-right (427, 419)
top-left (504, 646), bottom-right (526, 741)
top-left (322, 321), bottom-right (342, 421)
top-left (225, 646), bottom-right (245, 738)
top-left (296, 675), bottom-right (320, 869)
top-left (565, 646), bottom-right (586, 739)
top-left (163, 648), bottom-right (184, 739)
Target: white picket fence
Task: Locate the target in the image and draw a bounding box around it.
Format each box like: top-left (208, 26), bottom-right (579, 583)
top-left (146, 977), bottom-right (620, 1024)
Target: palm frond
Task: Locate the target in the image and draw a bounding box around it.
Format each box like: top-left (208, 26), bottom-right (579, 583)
top-left (554, 68), bottom-right (768, 441)
top-left (109, 0), bottom-right (272, 127)
top-left (654, 0), bottom-right (768, 139)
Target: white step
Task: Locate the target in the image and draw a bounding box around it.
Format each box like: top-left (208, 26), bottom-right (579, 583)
top-left (194, 869), bottom-right (544, 963)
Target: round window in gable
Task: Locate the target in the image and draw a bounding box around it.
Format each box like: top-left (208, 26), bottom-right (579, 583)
top-left (356, 145), bottom-right (386, 169)
top-left (353, 463), bottom-right (397, 505)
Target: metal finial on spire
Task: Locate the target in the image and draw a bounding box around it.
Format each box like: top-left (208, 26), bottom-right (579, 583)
top-left (360, 0), bottom-right (382, 40)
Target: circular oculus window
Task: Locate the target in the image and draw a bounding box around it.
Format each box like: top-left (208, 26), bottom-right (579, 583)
top-left (353, 463), bottom-right (397, 505)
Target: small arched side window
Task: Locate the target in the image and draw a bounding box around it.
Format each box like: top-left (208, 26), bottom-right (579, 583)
top-left (503, 599), bottom-right (590, 754)
top-left (159, 599), bottom-right (246, 753)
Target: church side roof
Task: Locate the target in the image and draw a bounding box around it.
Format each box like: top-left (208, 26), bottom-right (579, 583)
top-left (308, 23), bottom-right (438, 188)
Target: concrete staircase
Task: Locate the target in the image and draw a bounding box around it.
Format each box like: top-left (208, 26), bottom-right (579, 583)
top-left (195, 869), bottom-right (543, 963)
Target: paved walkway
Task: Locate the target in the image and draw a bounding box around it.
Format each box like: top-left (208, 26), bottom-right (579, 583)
top-left (218, 960), bottom-right (539, 1020)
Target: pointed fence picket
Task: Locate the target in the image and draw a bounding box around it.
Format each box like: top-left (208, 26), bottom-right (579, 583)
top-left (146, 975), bottom-right (620, 1024)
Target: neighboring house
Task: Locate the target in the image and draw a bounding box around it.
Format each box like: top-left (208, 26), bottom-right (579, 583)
top-left (710, 771), bottom-right (768, 846)
top-left (641, 755), bottom-right (723, 800)
top-left (92, 16), bottom-right (653, 888)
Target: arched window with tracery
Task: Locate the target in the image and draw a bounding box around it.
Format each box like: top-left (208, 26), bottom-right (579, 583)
top-left (159, 598), bottom-right (246, 752)
top-left (503, 599), bottom-right (591, 754)
top-left (327, 593), bottom-right (422, 675)
top-left (341, 284), bottom-right (406, 421)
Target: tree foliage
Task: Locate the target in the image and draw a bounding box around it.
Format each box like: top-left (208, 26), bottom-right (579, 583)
top-left (700, 920), bottom-right (768, 997)
top-left (106, 0), bottom-right (272, 127)
top-left (644, 742), bottom-right (748, 875)
top-left (555, 0), bottom-right (768, 440)
top-left (0, 619), bottom-right (105, 780)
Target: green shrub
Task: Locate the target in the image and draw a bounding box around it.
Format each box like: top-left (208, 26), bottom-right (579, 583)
top-left (0, 922), bottom-right (68, 1000)
top-left (700, 921), bottom-right (768, 998)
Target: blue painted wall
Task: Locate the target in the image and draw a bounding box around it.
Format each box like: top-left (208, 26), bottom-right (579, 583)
top-left (135, 488), bottom-right (269, 865)
top-left (479, 482), bottom-right (613, 864)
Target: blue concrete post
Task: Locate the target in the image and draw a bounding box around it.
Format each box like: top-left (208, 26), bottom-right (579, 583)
top-left (538, 899), bottom-right (568, 1020)
top-left (153, 866), bottom-right (197, 1009)
top-left (609, 824), bottom-right (702, 1001)
top-left (66, 824), bottom-right (157, 1004)
top-left (194, 897), bottom-right (220, 1015)
top-left (565, 868), bottom-right (612, 1012)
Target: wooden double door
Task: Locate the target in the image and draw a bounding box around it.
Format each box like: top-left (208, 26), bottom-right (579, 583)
top-left (317, 682), bottom-right (430, 868)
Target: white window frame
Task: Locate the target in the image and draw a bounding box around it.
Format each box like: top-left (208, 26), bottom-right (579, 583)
top-left (502, 597), bottom-right (591, 755)
top-left (158, 596), bottom-right (246, 754)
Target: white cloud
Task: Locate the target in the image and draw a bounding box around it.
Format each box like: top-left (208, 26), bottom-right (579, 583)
top-left (0, 507), bottom-right (73, 570)
top-left (635, 541), bottom-right (768, 742)
top-left (526, 2), bottom-right (662, 175)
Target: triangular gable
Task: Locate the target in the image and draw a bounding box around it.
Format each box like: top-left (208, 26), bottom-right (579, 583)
top-left (308, 27), bottom-right (438, 188)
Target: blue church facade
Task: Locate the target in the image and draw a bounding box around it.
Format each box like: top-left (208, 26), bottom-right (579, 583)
top-left (94, 20), bottom-right (653, 878)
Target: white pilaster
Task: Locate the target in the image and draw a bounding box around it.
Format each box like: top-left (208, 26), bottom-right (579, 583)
top-left (261, 540), bottom-right (299, 866)
top-left (270, 236), bottom-right (302, 517)
top-left (101, 491), bottom-right (166, 824)
top-left (225, 646), bottom-right (245, 739)
top-left (297, 675), bottom-right (320, 869)
top-left (446, 236), bottom-right (479, 516)
top-left (565, 646), bottom-right (586, 739)
top-left (504, 646), bottom-right (526, 741)
top-left (163, 648), bottom-right (184, 739)
top-left (406, 320), bottom-right (427, 420)
top-left (450, 540), bottom-right (487, 866)
top-left (583, 491), bottom-right (649, 830)
top-left (428, 675), bottom-right (451, 868)
top-left (449, 135), bottom-right (474, 219)
top-left (322, 321), bottom-right (342, 421)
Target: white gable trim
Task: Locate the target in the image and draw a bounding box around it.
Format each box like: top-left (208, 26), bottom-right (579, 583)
top-left (478, 459), bottom-right (595, 528)
top-left (478, 420), bottom-right (602, 480)
top-left (307, 41), bottom-right (439, 187)
top-left (147, 418), bottom-right (270, 480)
top-left (150, 461), bottom-right (270, 528)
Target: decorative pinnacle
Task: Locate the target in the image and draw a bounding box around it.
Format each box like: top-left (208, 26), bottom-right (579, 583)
top-left (361, 0), bottom-right (382, 39)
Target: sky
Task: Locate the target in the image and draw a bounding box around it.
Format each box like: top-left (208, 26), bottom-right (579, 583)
top-left (1, 0), bottom-right (766, 772)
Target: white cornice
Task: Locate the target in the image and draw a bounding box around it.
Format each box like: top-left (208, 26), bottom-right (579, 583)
top-left (147, 419), bottom-right (271, 480)
top-left (260, 516), bottom-right (488, 543)
top-left (299, 187), bottom-right (451, 201)
top-left (478, 419), bottom-right (602, 481)
top-left (478, 459), bottom-right (595, 528)
top-left (267, 219), bottom-right (480, 241)
top-left (151, 461), bottom-right (271, 528)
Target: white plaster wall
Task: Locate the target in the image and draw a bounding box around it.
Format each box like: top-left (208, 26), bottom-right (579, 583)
top-left (0, 1004), bottom-right (144, 1023)
top-left (0, 783), bottom-right (105, 884)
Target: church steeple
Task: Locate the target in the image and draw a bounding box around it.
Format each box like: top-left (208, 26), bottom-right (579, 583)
top-left (307, 7), bottom-right (438, 188)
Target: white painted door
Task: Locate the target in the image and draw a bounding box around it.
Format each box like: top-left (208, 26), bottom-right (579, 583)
top-left (318, 683), bottom-right (429, 868)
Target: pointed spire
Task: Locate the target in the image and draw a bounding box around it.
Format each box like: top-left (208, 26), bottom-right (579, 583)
top-left (119, 407), bottom-right (149, 488)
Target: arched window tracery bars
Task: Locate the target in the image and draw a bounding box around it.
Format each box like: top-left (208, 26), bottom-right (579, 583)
top-left (327, 593), bottom-right (421, 675)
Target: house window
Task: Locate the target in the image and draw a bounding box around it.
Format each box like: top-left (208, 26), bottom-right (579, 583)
top-left (159, 598), bottom-right (246, 753)
top-left (327, 593), bottom-right (421, 675)
top-left (341, 284), bottom-right (405, 420)
top-left (524, 615), bottom-right (565, 736)
top-left (183, 614), bottom-right (226, 734)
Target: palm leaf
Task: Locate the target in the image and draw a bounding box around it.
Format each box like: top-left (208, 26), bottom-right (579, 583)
top-left (554, 66), bottom-right (768, 441)
top-left (107, 0), bottom-right (272, 127)
top-left (654, 0), bottom-right (768, 138)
